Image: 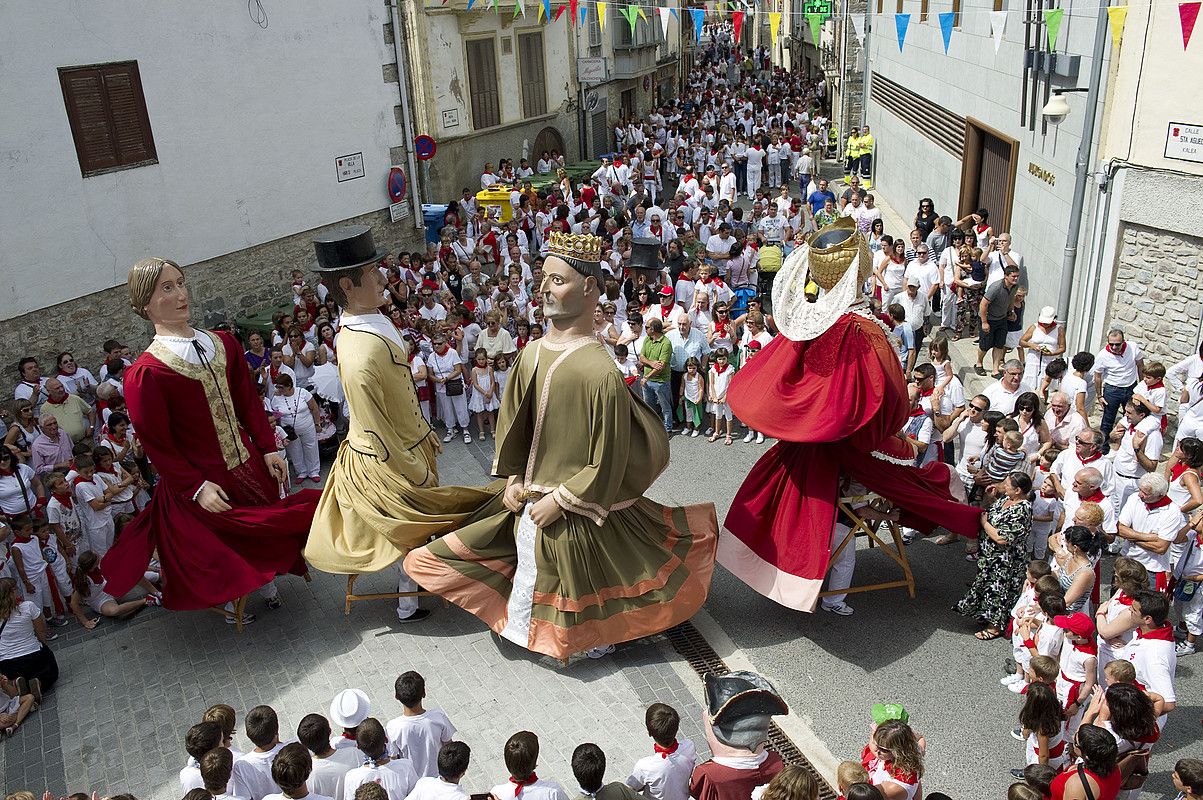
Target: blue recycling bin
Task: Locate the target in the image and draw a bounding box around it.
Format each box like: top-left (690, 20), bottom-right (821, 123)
top-left (422, 204), bottom-right (448, 244)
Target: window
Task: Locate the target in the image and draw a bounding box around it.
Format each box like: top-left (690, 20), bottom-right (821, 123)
top-left (920, 0), bottom-right (928, 20)
top-left (518, 32), bottom-right (547, 118)
top-left (465, 38), bottom-right (500, 130)
top-left (895, 0), bottom-right (903, 13)
top-left (877, 0), bottom-right (883, 13)
top-left (951, 0), bottom-right (961, 26)
top-left (588, 10), bottom-right (602, 46)
top-left (59, 61), bottom-right (157, 177)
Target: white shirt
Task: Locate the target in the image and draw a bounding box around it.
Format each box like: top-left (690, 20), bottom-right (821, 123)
top-left (903, 259), bottom-right (940, 299)
top-left (1095, 341), bottom-right (1142, 387)
top-left (418, 303), bottom-right (448, 322)
top-left (234, 744), bottom-right (286, 800)
top-left (625, 739), bottom-right (698, 800)
top-left (404, 777), bottom-right (470, 800)
top-left (488, 779), bottom-right (569, 800)
top-left (1126, 630), bottom-right (1178, 708)
top-left (265, 792), bottom-right (332, 800)
top-left (1117, 494), bottom-right (1186, 574)
top-left (180, 760), bottom-right (204, 793)
top-left (310, 749), bottom-right (363, 800)
top-left (982, 381), bottom-right (1022, 415)
top-left (1113, 415), bottom-right (1162, 479)
top-left (385, 710), bottom-right (456, 779)
top-left (343, 759), bottom-right (419, 800)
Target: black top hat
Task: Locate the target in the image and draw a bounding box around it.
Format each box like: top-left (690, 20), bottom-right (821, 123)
top-left (704, 671), bottom-right (789, 723)
top-left (313, 225), bottom-right (386, 272)
top-left (629, 237), bottom-right (663, 271)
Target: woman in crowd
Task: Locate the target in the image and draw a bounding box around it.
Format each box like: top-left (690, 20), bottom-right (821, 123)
top-left (0, 577), bottom-right (58, 691)
top-left (315, 322), bottom-right (338, 366)
top-left (270, 373), bottom-right (322, 485)
top-left (1049, 724), bottom-right (1121, 800)
top-left (1083, 682), bottom-right (1160, 762)
top-left (1167, 437), bottom-right (1203, 516)
top-left (862, 719), bottom-right (925, 800)
top-left (243, 331), bottom-right (270, 382)
top-left (478, 310), bottom-right (516, 360)
top-left (3, 400), bottom-right (38, 464)
top-left (54, 352), bottom-right (98, 403)
top-left (282, 327), bottom-right (317, 389)
top-left (1019, 307), bottom-right (1066, 392)
top-left (1052, 526), bottom-right (1101, 614)
top-left (427, 334), bottom-right (472, 445)
top-left (914, 199), bottom-right (938, 240)
top-left (956, 471), bottom-right (1033, 639)
top-left (0, 447), bottom-right (42, 521)
top-left (1010, 392), bottom-right (1050, 468)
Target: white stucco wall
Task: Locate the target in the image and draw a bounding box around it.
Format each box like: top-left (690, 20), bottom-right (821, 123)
top-left (0, 0), bottom-right (400, 320)
top-left (864, 0), bottom-right (1110, 313)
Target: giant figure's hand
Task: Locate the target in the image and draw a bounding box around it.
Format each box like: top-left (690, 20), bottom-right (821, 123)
top-left (503, 480), bottom-right (526, 514)
top-left (264, 452), bottom-right (288, 485)
top-left (529, 494), bottom-right (565, 527)
top-left (196, 482), bottom-right (233, 513)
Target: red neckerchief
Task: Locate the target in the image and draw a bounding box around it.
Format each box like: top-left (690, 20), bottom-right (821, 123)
top-left (270, 366), bottom-right (281, 381)
top-left (0, 467), bottom-right (12, 477)
top-left (660, 303), bottom-right (675, 320)
top-left (52, 491), bottom-right (72, 509)
top-left (73, 475), bottom-right (93, 487)
top-left (1113, 591), bottom-right (1133, 606)
top-left (714, 363), bottom-right (729, 375)
top-left (12, 532), bottom-right (33, 544)
top-left (1038, 464), bottom-right (1050, 473)
top-left (516, 336), bottom-right (528, 349)
top-left (1170, 462), bottom-right (1191, 482)
top-left (650, 224), bottom-right (662, 236)
top-left (1081, 490), bottom-right (1106, 504)
top-left (87, 567), bottom-right (104, 584)
top-left (57, 367), bottom-right (76, 378)
top-left (464, 300), bottom-right (477, 313)
top-left (1145, 380), bottom-right (1164, 389)
top-left (1079, 452), bottom-right (1103, 464)
top-left (45, 393), bottom-right (67, 405)
top-left (909, 407), bottom-right (927, 418)
top-left (97, 464), bottom-right (117, 476)
top-left (341, 732), bottom-right (357, 741)
top-left (1117, 342), bottom-right (1127, 356)
top-left (1136, 624), bottom-right (1174, 641)
top-left (324, 338), bottom-right (337, 358)
top-left (509, 775), bottom-right (537, 796)
top-left (1145, 495), bottom-right (1173, 510)
top-left (1073, 640), bottom-right (1099, 656)
top-left (715, 322), bottom-right (730, 338)
top-left (639, 303), bottom-right (651, 312)
top-left (1039, 322), bottom-right (1058, 332)
top-left (21, 379), bottom-right (41, 392)
top-left (919, 388), bottom-right (934, 398)
top-left (106, 433), bottom-right (127, 447)
top-left (654, 741), bottom-right (679, 758)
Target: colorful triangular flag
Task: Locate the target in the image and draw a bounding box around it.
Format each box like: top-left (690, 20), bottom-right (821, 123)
top-left (733, 10), bottom-right (745, 41)
top-left (1044, 8), bottom-right (1064, 50)
top-left (989, 10), bottom-right (1007, 52)
top-left (769, 11), bottom-right (782, 47)
top-left (659, 6), bottom-right (672, 38)
top-left (637, 6), bottom-right (647, 22)
top-left (895, 13), bottom-right (910, 51)
top-left (808, 13), bottom-right (822, 44)
top-left (623, 4), bottom-right (639, 34)
top-left (938, 11), bottom-right (954, 52)
top-left (850, 12), bottom-right (865, 43)
top-left (568, 0), bottom-right (578, 25)
top-left (540, 0), bottom-right (549, 20)
top-left (1106, 6), bottom-right (1127, 47)
top-left (1181, 1), bottom-right (1201, 48)
top-left (554, 3), bottom-right (567, 20)
top-left (690, 7), bottom-right (705, 39)
top-left (514, 0), bottom-right (524, 16)
top-left (467, 0), bottom-right (476, 10)
top-left (598, 0), bottom-right (607, 30)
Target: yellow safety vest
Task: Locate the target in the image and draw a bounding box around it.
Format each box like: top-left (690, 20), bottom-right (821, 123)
top-left (860, 134), bottom-right (875, 155)
top-left (845, 134), bottom-right (859, 158)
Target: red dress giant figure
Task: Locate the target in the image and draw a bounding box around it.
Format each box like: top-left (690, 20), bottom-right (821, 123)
top-left (101, 258), bottom-right (318, 611)
top-left (720, 219), bottom-right (981, 611)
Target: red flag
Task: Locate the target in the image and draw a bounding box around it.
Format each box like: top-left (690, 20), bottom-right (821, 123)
top-left (1181, 1), bottom-right (1201, 47)
top-left (733, 10), bottom-right (745, 41)
top-left (554, 2), bottom-right (567, 19)
top-left (569, 0), bottom-right (578, 24)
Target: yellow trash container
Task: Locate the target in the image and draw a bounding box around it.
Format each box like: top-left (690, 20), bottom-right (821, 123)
top-left (475, 185), bottom-right (514, 224)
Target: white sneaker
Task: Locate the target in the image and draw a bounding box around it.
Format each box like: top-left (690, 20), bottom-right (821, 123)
top-left (1001, 674), bottom-right (1024, 686)
top-left (463, 431), bottom-right (472, 444)
top-left (755, 433), bottom-right (764, 444)
top-left (1175, 641), bottom-right (1196, 657)
top-left (1007, 680), bottom-right (1027, 694)
top-left (690, 429), bottom-right (699, 437)
top-left (442, 431), bottom-right (454, 443)
top-left (743, 431), bottom-right (755, 443)
top-left (821, 602), bottom-right (854, 616)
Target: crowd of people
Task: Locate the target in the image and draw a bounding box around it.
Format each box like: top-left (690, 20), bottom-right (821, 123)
top-left (1, 21), bottom-right (1202, 800)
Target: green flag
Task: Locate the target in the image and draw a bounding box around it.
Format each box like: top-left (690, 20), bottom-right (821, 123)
top-left (808, 12), bottom-right (823, 43)
top-left (1044, 8), bottom-right (1064, 50)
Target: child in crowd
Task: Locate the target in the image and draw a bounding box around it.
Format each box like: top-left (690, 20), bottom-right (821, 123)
top-left (386, 671), bottom-right (457, 780)
top-left (739, 340), bottom-right (766, 444)
top-left (341, 718), bottom-right (418, 800)
top-left (405, 741), bottom-right (471, 800)
top-left (1015, 681), bottom-right (1066, 775)
top-left (0, 673), bottom-right (38, 738)
top-left (574, 742), bottom-right (640, 800)
top-left (708, 349), bottom-right (734, 445)
top-left (493, 354), bottom-right (511, 399)
top-left (68, 549), bottom-right (160, 629)
top-left (1020, 764), bottom-right (1057, 799)
top-left (679, 358), bottom-right (706, 438)
top-left (1053, 613), bottom-right (1098, 736)
top-left (266, 742), bottom-right (328, 800)
top-left (234, 705), bottom-right (287, 800)
top-left (625, 703), bottom-right (697, 800)
top-left (835, 762), bottom-right (870, 800)
top-left (8, 516), bottom-right (69, 628)
top-left (1004, 784), bottom-right (1041, 800)
top-left (467, 349), bottom-right (498, 441)
top-left (297, 714), bottom-right (361, 800)
top-left (330, 688), bottom-right (370, 749)
top-left (72, 453), bottom-right (117, 557)
top-left (842, 785), bottom-right (883, 800)
top-left (614, 344), bottom-right (639, 385)
top-left (1133, 361), bottom-right (1168, 432)
top-left (1038, 358), bottom-right (1067, 404)
top-left (1003, 560), bottom-right (1053, 687)
top-left (1009, 590), bottom-right (1066, 694)
top-left (44, 472), bottom-right (83, 569)
top-left (1029, 455), bottom-right (1062, 561)
top-left (200, 747), bottom-right (241, 800)
top-left (490, 731), bottom-right (569, 800)
top-left (181, 721), bottom-right (224, 793)
top-left (1173, 758), bottom-right (1203, 800)
top-left (980, 430), bottom-right (1027, 492)
top-left (754, 765), bottom-right (818, 800)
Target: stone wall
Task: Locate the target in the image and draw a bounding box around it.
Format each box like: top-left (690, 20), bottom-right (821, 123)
top-left (1107, 222), bottom-right (1203, 412)
top-left (0, 209), bottom-right (424, 394)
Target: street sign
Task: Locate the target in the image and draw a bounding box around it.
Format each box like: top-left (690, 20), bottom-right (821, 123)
top-left (1165, 121), bottom-right (1203, 164)
top-left (389, 201), bottom-right (411, 223)
top-left (803, 0), bottom-right (833, 15)
top-left (335, 152), bottom-right (364, 182)
top-left (577, 57), bottom-right (607, 85)
top-left (388, 166), bottom-right (407, 202)
top-left (414, 135), bottom-right (437, 161)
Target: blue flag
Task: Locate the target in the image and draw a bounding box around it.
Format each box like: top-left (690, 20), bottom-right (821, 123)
top-left (895, 13), bottom-right (910, 51)
top-left (690, 7), bottom-right (705, 39)
top-left (938, 11), bottom-right (955, 52)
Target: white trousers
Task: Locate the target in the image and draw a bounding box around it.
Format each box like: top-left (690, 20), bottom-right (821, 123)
top-left (437, 391), bottom-right (470, 430)
top-left (86, 520), bottom-right (116, 558)
top-left (285, 417), bottom-right (321, 479)
top-left (768, 162), bottom-right (781, 188)
top-left (746, 167), bottom-right (762, 200)
top-left (823, 522), bottom-right (857, 605)
top-left (396, 561), bottom-right (420, 618)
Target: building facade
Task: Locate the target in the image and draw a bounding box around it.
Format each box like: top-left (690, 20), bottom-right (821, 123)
top-left (0, 1), bottom-right (423, 375)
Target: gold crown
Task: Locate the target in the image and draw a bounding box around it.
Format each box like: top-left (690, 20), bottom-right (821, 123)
top-left (806, 217), bottom-right (872, 292)
top-left (547, 231), bottom-right (602, 263)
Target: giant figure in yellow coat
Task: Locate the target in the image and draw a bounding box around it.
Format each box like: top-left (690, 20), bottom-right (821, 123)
top-left (303, 225), bottom-right (499, 621)
top-left (405, 232), bottom-right (718, 660)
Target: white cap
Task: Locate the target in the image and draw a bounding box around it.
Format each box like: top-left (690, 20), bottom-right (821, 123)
top-left (1038, 306), bottom-right (1057, 324)
top-left (905, 276), bottom-right (921, 287)
top-left (329, 689), bottom-right (371, 729)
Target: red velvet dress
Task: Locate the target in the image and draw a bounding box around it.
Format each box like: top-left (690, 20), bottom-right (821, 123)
top-left (101, 331), bottom-right (318, 609)
top-left (721, 313), bottom-right (981, 611)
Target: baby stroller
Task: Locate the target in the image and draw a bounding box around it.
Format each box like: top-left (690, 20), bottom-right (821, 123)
top-left (308, 362), bottom-right (345, 457)
top-left (729, 284), bottom-right (759, 318)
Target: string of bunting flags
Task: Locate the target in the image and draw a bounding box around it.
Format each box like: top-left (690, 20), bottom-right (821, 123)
top-left (445, 0), bottom-right (1199, 52)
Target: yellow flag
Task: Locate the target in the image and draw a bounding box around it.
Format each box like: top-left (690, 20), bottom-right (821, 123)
top-left (637, 5), bottom-right (647, 21)
top-left (769, 11), bottom-right (781, 46)
top-left (598, 0), bottom-right (607, 29)
top-left (1107, 6), bottom-right (1128, 48)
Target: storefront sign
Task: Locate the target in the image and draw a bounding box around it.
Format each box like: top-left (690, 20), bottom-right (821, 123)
top-left (1028, 161), bottom-right (1056, 185)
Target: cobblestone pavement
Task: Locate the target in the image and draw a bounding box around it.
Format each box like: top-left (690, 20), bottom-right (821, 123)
top-left (0, 438), bottom-right (712, 800)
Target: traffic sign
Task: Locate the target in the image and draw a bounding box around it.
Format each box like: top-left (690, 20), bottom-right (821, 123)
top-left (388, 166), bottom-right (407, 202)
top-left (414, 135), bottom-right (437, 161)
top-left (803, 0), bottom-right (833, 15)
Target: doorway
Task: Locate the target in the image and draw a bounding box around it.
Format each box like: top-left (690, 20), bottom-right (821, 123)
top-left (958, 118), bottom-right (1019, 233)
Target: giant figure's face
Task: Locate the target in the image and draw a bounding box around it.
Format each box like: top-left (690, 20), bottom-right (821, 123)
top-left (145, 263), bottom-right (190, 328)
top-left (540, 256), bottom-right (594, 323)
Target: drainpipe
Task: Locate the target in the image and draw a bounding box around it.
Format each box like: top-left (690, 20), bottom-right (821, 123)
top-left (390, 0), bottom-right (424, 232)
top-left (1053, 0), bottom-right (1110, 322)
top-left (860, 0), bottom-right (870, 127)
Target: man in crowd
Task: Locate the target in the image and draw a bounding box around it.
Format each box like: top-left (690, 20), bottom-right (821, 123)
top-left (976, 265), bottom-right (1021, 376)
top-left (41, 378), bottom-right (95, 443)
top-left (1044, 391), bottom-right (1086, 451)
top-left (982, 359), bottom-right (1024, 415)
top-left (1115, 473), bottom-right (1188, 592)
top-left (1110, 399), bottom-right (1163, 512)
top-left (31, 413), bottom-right (75, 475)
top-left (1094, 328), bottom-right (1144, 446)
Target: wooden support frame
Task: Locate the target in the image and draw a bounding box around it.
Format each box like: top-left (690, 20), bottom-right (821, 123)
top-left (208, 595), bottom-right (249, 633)
top-left (344, 574), bottom-right (439, 616)
top-left (817, 496), bottom-right (917, 600)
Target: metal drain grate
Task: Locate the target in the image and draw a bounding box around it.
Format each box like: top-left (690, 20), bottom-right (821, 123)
top-left (665, 623), bottom-right (837, 800)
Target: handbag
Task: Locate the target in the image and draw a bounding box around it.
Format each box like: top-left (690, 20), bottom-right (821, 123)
top-left (1117, 749), bottom-right (1150, 791)
top-left (445, 377), bottom-right (465, 396)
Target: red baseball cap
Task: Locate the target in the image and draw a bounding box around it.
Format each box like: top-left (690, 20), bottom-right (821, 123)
top-left (1053, 613), bottom-right (1095, 638)
top-left (659, 286), bottom-right (675, 297)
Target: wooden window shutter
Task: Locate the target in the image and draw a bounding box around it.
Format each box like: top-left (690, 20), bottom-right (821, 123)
top-left (467, 39), bottom-right (501, 130)
top-left (519, 33), bottom-right (547, 118)
top-left (60, 61), bottom-right (157, 177)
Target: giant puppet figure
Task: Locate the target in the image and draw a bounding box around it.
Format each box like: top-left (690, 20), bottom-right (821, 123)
top-left (100, 258), bottom-right (319, 613)
top-left (405, 231), bottom-right (719, 660)
top-left (720, 217), bottom-right (981, 610)
top-left (302, 226), bottom-right (499, 620)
